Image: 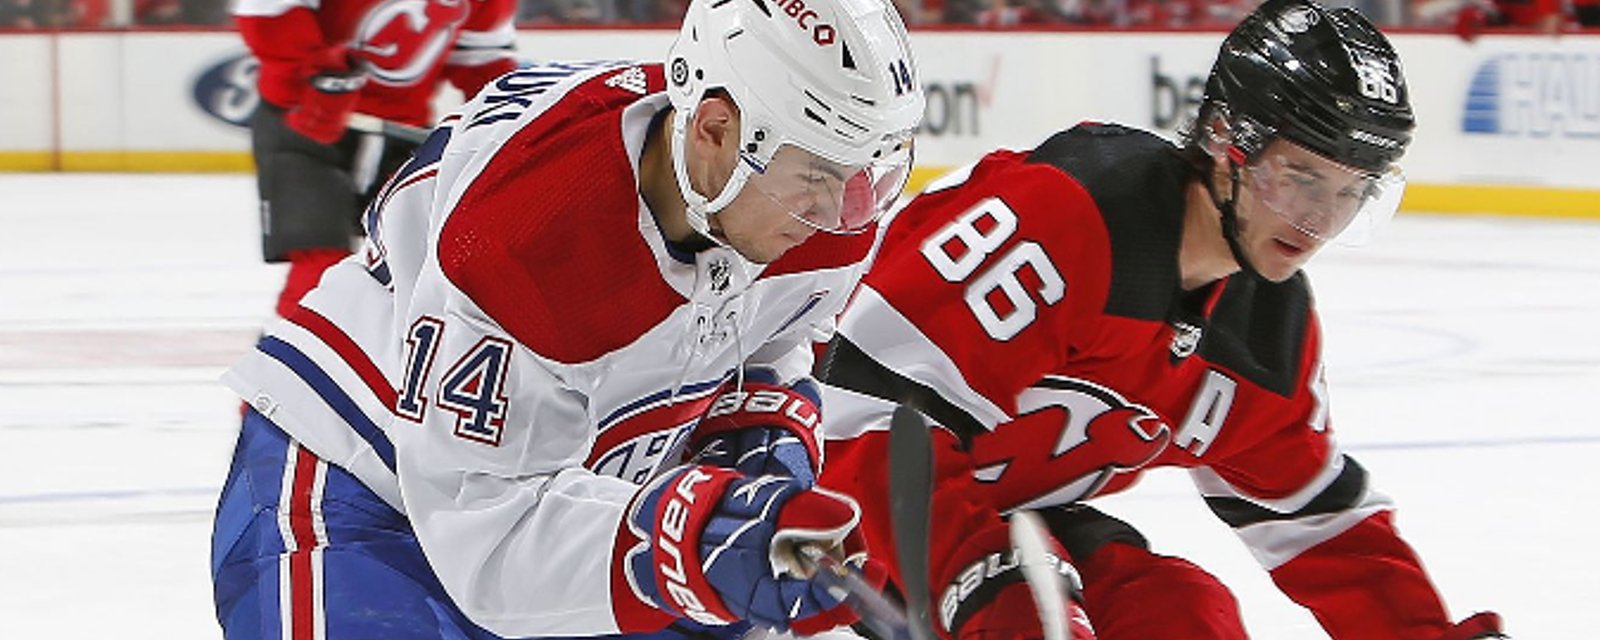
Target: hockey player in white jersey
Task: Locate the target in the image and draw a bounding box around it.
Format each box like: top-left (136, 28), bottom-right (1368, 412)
top-left (208, 0), bottom-right (924, 638)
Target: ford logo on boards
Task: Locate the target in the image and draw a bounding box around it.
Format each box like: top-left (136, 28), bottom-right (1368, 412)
top-left (191, 52), bottom-right (260, 129)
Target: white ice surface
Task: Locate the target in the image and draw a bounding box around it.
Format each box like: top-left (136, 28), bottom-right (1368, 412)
top-left (0, 173), bottom-right (1596, 638)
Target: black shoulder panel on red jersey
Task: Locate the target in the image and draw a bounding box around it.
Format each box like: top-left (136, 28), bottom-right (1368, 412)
top-left (1204, 454), bottom-right (1368, 527)
top-left (1024, 124), bottom-right (1192, 322)
top-left (1199, 272), bottom-right (1313, 397)
top-left (818, 336), bottom-right (988, 448)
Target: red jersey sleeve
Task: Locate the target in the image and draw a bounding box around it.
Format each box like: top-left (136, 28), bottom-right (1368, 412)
top-left (236, 5), bottom-right (328, 109)
top-left (1195, 316), bottom-right (1454, 639)
top-left (442, 0), bottom-right (517, 99)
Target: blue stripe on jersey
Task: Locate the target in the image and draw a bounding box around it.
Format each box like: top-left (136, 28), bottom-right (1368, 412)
top-left (259, 336), bottom-right (397, 472)
top-left (773, 291), bottom-right (826, 336)
top-left (364, 125), bottom-right (452, 244)
top-left (598, 375), bottom-right (730, 430)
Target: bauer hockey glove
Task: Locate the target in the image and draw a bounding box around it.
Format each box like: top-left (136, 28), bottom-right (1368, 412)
top-left (688, 371), bottom-right (823, 485)
top-left (1437, 612), bottom-right (1506, 639)
top-left (933, 518), bottom-right (1097, 640)
top-left (286, 47), bottom-right (367, 145)
top-left (621, 464), bottom-right (871, 635)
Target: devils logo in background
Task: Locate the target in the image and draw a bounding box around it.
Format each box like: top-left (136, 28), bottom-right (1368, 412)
top-left (355, 0), bottom-right (472, 87)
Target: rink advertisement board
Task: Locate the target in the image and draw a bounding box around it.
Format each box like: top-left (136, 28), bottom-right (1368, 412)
top-left (0, 28), bottom-right (1596, 216)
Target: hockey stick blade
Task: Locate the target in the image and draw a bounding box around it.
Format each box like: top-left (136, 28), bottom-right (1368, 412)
top-left (1010, 510), bottom-right (1073, 640)
top-left (798, 544), bottom-right (912, 640)
top-left (889, 405), bottom-right (937, 640)
top-left (347, 113), bottom-right (432, 145)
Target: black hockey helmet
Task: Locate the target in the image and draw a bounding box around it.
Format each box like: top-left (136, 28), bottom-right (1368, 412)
top-left (1201, 0), bottom-right (1415, 173)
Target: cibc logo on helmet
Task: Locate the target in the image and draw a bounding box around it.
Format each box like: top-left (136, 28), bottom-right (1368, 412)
top-left (775, 0), bottom-right (837, 46)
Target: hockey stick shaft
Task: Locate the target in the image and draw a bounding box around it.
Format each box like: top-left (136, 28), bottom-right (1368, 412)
top-left (889, 405), bottom-right (938, 640)
top-left (347, 113), bottom-right (432, 145)
top-left (1010, 510), bottom-right (1071, 640)
top-left (798, 544), bottom-right (912, 640)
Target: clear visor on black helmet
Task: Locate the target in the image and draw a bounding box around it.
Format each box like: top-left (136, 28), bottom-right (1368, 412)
top-left (1241, 142), bottom-right (1406, 245)
top-left (743, 142), bottom-right (913, 235)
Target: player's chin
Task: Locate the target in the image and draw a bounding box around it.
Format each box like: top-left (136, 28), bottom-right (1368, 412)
top-left (729, 243), bottom-right (779, 265)
top-left (1250, 242), bottom-right (1310, 282)
top-left (739, 236), bottom-right (805, 264)
top-left (1255, 256), bottom-right (1306, 283)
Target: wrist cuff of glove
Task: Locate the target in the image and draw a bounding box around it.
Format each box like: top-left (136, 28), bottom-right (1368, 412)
top-left (628, 465), bottom-right (743, 626)
top-left (936, 524), bottom-right (1083, 637)
top-left (309, 72), bottom-right (367, 94)
top-left (693, 382), bottom-right (821, 464)
top-left (309, 45), bottom-right (361, 75)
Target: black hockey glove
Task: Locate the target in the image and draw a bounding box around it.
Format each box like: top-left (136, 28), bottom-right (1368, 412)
top-left (933, 518), bottom-right (1097, 640)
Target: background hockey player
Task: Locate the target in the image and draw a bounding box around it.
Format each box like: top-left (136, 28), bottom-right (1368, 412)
top-left (817, 0), bottom-right (1506, 638)
top-left (209, 0), bottom-right (924, 638)
top-left (233, 0), bottom-right (518, 320)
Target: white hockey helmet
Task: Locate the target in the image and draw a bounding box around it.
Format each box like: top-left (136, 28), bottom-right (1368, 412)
top-left (667, 0), bottom-right (924, 236)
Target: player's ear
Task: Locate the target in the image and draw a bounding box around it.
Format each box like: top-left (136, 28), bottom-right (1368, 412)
top-left (691, 94), bottom-right (739, 151)
top-left (1200, 111), bottom-right (1235, 191)
top-left (689, 94), bottom-right (741, 194)
top-left (1201, 111), bottom-right (1231, 162)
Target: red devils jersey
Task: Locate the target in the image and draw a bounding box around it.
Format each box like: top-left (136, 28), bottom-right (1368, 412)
top-left (234, 0), bottom-right (517, 125)
top-left (820, 124), bottom-right (1456, 638)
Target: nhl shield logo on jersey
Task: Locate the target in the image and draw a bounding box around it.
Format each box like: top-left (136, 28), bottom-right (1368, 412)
top-left (708, 258), bottom-right (732, 295)
top-left (1170, 321), bottom-right (1203, 360)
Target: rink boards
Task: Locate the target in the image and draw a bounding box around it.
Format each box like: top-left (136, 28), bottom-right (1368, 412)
top-left (0, 28), bottom-right (1597, 217)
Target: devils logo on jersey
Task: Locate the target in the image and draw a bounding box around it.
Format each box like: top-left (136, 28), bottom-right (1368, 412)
top-left (356, 0), bottom-right (472, 87)
top-left (970, 376), bottom-right (1171, 511)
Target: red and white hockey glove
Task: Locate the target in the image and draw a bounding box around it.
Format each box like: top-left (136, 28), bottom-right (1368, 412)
top-left (933, 520), bottom-right (1096, 640)
top-left (688, 372), bottom-right (822, 485)
top-left (286, 46), bottom-right (366, 144)
top-left (621, 465), bottom-right (869, 635)
top-left (1437, 612), bottom-right (1506, 639)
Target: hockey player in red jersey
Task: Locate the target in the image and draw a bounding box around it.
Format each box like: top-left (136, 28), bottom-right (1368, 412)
top-left (210, 0), bottom-right (923, 638)
top-left (818, 1), bottom-right (1505, 638)
top-left (233, 0), bottom-right (518, 319)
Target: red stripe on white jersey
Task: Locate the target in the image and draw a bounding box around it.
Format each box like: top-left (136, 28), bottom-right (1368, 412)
top-left (374, 166), bottom-right (438, 216)
top-left (288, 304), bottom-right (399, 411)
top-left (277, 441), bottom-right (329, 640)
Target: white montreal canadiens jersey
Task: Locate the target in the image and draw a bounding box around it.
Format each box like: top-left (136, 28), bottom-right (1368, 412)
top-left (222, 61), bottom-right (873, 637)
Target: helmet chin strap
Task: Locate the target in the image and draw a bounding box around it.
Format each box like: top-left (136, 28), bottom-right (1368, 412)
top-left (670, 109), bottom-right (749, 246)
top-left (1205, 159), bottom-right (1265, 282)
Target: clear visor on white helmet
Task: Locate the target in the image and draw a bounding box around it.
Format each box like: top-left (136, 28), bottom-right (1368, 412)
top-left (1241, 144), bottom-right (1406, 245)
top-left (743, 142), bottom-right (913, 235)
